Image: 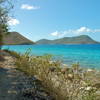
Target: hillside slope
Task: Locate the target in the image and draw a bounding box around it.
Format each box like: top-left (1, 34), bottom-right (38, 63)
top-left (3, 32), bottom-right (35, 45)
top-left (36, 35), bottom-right (100, 44)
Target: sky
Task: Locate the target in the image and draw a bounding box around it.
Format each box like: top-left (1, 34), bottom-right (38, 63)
top-left (8, 0), bottom-right (100, 42)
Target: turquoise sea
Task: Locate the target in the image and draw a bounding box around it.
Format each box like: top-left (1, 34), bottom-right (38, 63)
top-left (3, 44), bottom-right (100, 69)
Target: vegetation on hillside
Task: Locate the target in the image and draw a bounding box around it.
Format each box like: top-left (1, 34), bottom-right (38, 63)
top-left (36, 35), bottom-right (99, 44)
top-left (3, 32), bottom-right (35, 45)
top-left (6, 50), bottom-right (100, 100)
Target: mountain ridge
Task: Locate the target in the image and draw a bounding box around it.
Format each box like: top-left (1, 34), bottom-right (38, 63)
top-left (2, 32), bottom-right (100, 45)
top-left (36, 35), bottom-right (100, 44)
top-left (3, 32), bottom-right (35, 45)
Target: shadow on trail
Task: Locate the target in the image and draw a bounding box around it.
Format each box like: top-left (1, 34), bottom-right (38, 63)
top-left (0, 67), bottom-right (54, 100)
top-left (0, 56), bottom-right (5, 62)
top-left (0, 51), bottom-right (54, 100)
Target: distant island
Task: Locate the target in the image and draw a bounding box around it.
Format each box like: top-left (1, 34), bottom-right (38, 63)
top-left (2, 32), bottom-right (100, 45)
top-left (36, 35), bottom-right (100, 44)
top-left (3, 32), bottom-right (35, 45)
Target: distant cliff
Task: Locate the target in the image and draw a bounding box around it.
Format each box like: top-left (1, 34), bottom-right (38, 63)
top-left (36, 35), bottom-right (100, 44)
top-left (3, 32), bottom-right (35, 45)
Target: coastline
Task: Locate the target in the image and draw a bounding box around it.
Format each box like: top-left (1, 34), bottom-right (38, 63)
top-left (1, 50), bottom-right (100, 100)
top-left (2, 44), bottom-right (100, 69)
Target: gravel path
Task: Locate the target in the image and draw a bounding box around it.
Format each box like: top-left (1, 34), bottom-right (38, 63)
top-left (0, 53), bottom-right (53, 100)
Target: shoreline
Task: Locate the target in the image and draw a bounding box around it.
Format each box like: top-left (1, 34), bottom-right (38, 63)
top-left (1, 50), bottom-right (100, 100)
top-left (2, 44), bottom-right (100, 69)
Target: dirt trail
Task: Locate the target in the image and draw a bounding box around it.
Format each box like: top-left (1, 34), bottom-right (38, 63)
top-left (0, 53), bottom-right (53, 100)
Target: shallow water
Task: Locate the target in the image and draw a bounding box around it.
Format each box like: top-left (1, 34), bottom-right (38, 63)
top-left (3, 44), bottom-right (100, 69)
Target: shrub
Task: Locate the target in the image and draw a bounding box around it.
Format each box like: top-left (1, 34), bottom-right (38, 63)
top-left (13, 51), bottom-right (100, 100)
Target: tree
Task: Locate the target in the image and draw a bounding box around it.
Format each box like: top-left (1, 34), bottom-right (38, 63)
top-left (0, 0), bottom-right (13, 49)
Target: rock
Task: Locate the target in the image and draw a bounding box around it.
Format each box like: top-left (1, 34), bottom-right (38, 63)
top-left (87, 69), bottom-right (94, 72)
top-left (49, 61), bottom-right (53, 64)
top-left (8, 90), bottom-right (17, 94)
top-left (79, 87), bottom-right (84, 90)
top-left (85, 86), bottom-right (92, 91)
top-left (95, 91), bottom-right (100, 96)
top-left (68, 74), bottom-right (74, 79)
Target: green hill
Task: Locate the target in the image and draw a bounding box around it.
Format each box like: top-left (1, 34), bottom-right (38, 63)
top-left (3, 32), bottom-right (35, 45)
top-left (36, 35), bottom-right (100, 44)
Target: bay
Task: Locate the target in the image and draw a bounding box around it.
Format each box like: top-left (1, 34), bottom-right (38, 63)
top-left (3, 44), bottom-right (100, 69)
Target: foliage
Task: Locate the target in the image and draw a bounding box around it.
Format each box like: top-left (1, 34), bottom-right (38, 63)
top-left (0, 0), bottom-right (13, 49)
top-left (4, 49), bottom-right (20, 58)
top-left (36, 35), bottom-right (99, 44)
top-left (10, 51), bottom-right (100, 100)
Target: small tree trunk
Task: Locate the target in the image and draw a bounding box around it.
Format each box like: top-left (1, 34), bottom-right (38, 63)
top-left (0, 32), bottom-right (3, 50)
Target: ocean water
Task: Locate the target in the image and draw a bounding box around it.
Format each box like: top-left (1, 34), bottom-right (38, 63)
top-left (2, 44), bottom-right (100, 69)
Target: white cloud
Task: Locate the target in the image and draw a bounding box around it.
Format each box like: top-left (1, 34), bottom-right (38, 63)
top-left (21, 4), bottom-right (40, 10)
top-left (51, 31), bottom-right (60, 37)
top-left (75, 27), bottom-right (91, 34)
top-left (8, 17), bottom-right (20, 26)
top-left (50, 27), bottom-right (100, 37)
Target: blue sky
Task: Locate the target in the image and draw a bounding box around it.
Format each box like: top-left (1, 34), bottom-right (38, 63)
top-left (9, 0), bottom-right (100, 42)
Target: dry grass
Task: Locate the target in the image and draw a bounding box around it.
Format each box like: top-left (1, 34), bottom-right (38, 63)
top-left (7, 50), bottom-right (100, 100)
